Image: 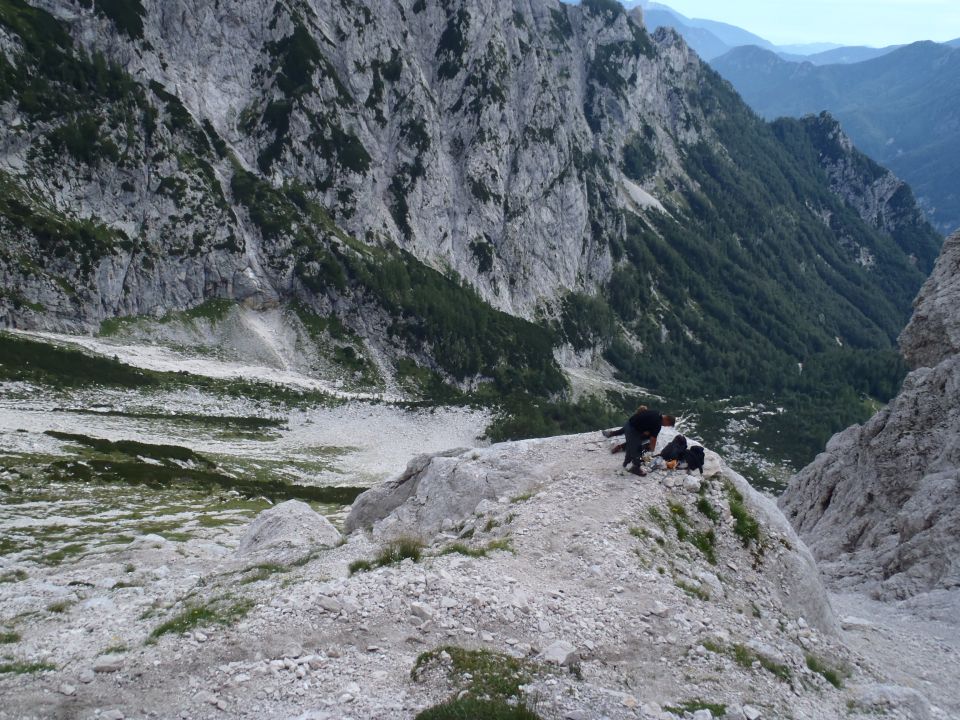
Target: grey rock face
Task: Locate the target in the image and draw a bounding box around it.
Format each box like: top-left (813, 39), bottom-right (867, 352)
top-left (781, 231), bottom-right (960, 599)
top-left (900, 231), bottom-right (960, 369)
top-left (237, 500), bottom-right (342, 560)
top-left (3, 0), bottom-right (708, 331)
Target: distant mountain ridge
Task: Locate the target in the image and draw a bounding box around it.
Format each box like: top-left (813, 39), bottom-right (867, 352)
top-left (622, 0), bottom-right (918, 65)
top-left (712, 41), bottom-right (960, 234)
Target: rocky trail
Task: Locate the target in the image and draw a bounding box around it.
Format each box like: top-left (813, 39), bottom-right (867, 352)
top-left (2, 431), bottom-right (955, 720)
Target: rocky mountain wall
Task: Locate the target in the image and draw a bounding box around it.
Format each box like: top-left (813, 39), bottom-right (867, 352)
top-left (0, 0), bottom-right (942, 398)
top-left (781, 231), bottom-right (960, 600)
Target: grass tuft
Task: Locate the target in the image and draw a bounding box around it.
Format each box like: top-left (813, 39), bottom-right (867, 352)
top-left (726, 482), bottom-right (761, 549)
top-left (350, 537), bottom-right (425, 575)
top-left (731, 643), bottom-right (791, 681)
top-left (806, 653), bottom-right (846, 688)
top-left (665, 700), bottom-right (728, 716)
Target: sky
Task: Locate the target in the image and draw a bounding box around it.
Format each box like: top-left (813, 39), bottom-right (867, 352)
top-left (658, 0), bottom-right (960, 47)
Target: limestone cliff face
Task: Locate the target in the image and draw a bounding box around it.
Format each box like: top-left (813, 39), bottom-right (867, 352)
top-left (1, 0), bottom-right (710, 329)
top-left (0, 0), bottom-right (941, 392)
top-left (781, 230), bottom-right (960, 600)
top-left (791, 112), bottom-right (939, 270)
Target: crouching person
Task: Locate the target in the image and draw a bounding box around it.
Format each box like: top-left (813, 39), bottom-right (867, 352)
top-left (602, 407), bottom-right (676, 476)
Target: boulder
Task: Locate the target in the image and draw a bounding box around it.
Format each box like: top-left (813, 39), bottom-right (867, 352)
top-left (540, 640), bottom-right (578, 666)
top-left (237, 500), bottom-right (341, 560)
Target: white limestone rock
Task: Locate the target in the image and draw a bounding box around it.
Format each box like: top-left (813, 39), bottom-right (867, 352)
top-left (237, 500), bottom-right (341, 561)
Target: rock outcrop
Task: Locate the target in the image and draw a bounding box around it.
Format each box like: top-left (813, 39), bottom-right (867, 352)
top-left (349, 429), bottom-right (838, 636)
top-left (781, 231), bottom-right (960, 600)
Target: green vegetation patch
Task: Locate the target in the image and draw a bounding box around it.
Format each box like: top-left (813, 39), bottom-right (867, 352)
top-left (149, 597), bottom-right (253, 639)
top-left (439, 538), bottom-right (514, 559)
top-left (675, 578), bottom-right (710, 601)
top-left (416, 697), bottom-right (541, 720)
top-left (0, 332), bottom-right (155, 388)
top-left (0, 631), bottom-right (20, 643)
top-left (89, 0), bottom-right (145, 40)
top-left (239, 563), bottom-right (288, 585)
top-left (806, 653), bottom-right (847, 689)
top-left (43, 431), bottom-right (365, 505)
top-left (38, 542), bottom-right (85, 566)
top-left (412, 646), bottom-right (541, 719)
top-left (731, 643), bottom-right (792, 682)
top-left (0, 660), bottom-right (55, 674)
top-left (726, 482), bottom-right (762, 550)
top-left (664, 700), bottom-right (728, 717)
top-left (696, 496), bottom-right (721, 524)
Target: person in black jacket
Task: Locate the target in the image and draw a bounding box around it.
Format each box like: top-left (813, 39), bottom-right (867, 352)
top-left (602, 408), bottom-right (676, 475)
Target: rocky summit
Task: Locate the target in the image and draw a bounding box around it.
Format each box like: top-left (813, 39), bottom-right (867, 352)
top-left (1, 429), bottom-right (957, 719)
top-left (782, 231), bottom-right (960, 604)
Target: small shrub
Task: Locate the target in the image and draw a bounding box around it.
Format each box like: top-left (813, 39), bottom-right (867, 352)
top-left (0, 631), bottom-right (20, 644)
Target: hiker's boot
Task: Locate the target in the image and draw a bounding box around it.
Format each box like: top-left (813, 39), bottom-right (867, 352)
top-left (628, 465), bottom-right (647, 477)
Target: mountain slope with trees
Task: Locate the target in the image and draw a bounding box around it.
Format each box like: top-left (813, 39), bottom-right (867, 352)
top-left (0, 0), bottom-right (941, 456)
top-left (712, 42), bottom-right (960, 234)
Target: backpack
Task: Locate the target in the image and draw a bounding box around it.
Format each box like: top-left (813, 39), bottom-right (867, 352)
top-left (659, 435), bottom-right (687, 462)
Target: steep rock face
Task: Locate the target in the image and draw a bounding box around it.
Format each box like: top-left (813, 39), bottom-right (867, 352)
top-left (781, 231), bottom-right (960, 600)
top-left (775, 112), bottom-right (940, 271)
top-left (900, 231), bottom-right (960, 369)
